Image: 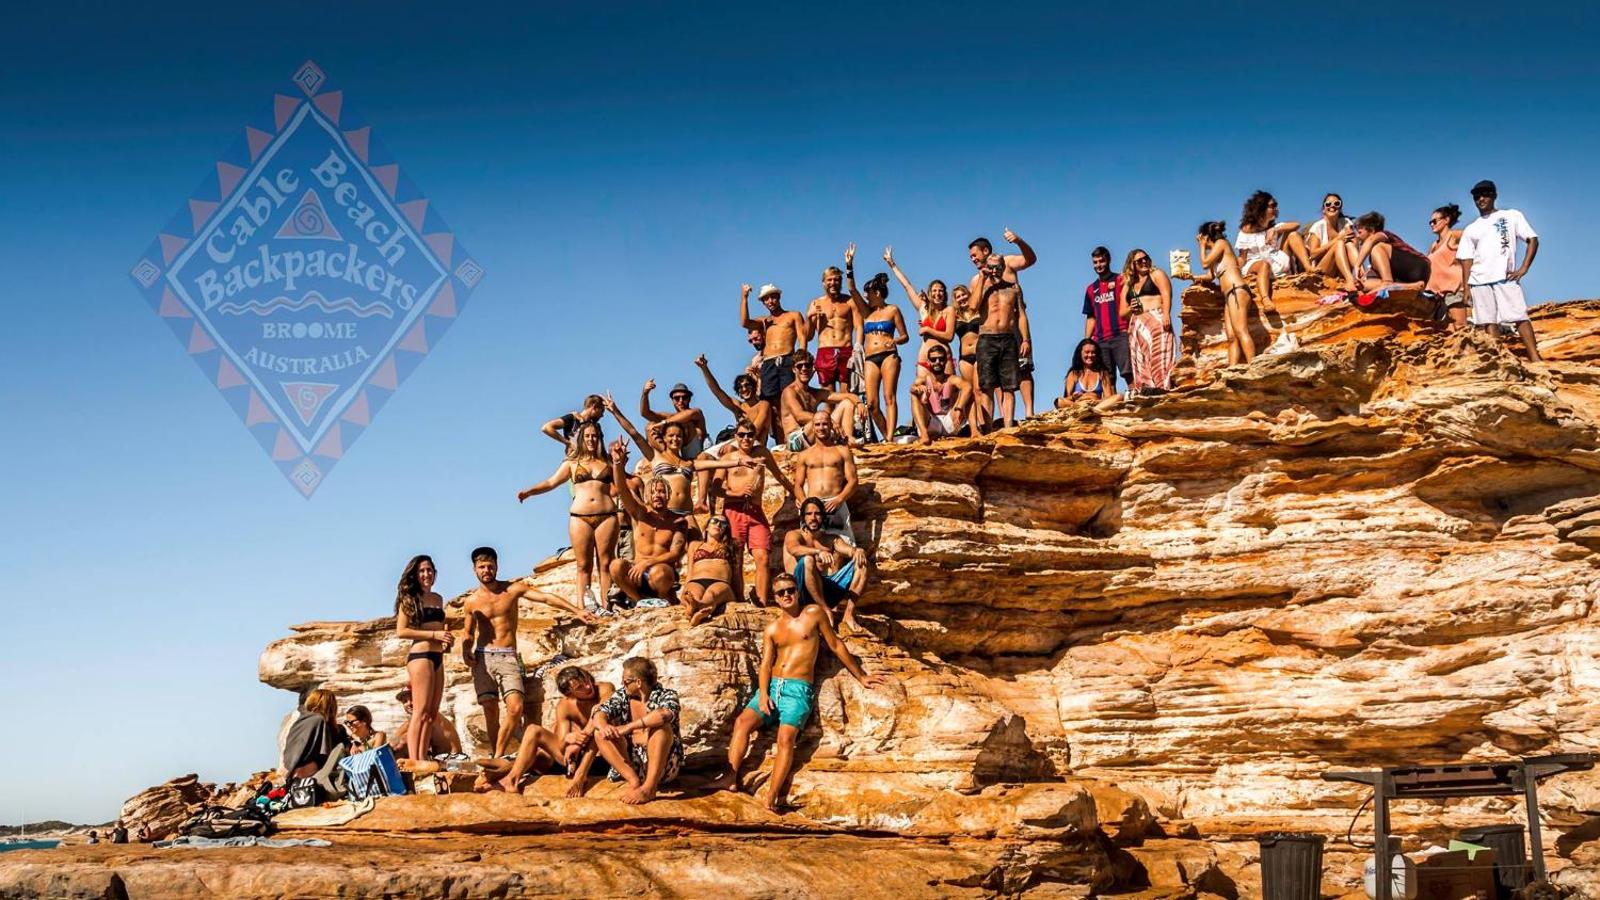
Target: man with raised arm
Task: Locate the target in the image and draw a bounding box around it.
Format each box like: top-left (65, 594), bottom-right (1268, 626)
top-left (806, 244), bottom-right (866, 393)
top-left (709, 570), bottom-right (889, 812)
top-left (460, 546), bottom-right (595, 758)
top-left (791, 409), bottom-right (858, 542)
top-left (713, 417), bottom-right (794, 605)
top-left (740, 283), bottom-right (809, 410)
top-left (639, 378), bottom-right (709, 459)
top-left (967, 228), bottom-right (1036, 430)
top-left (778, 351), bottom-right (862, 452)
top-left (909, 344), bottom-right (974, 443)
top-left (606, 439), bottom-right (690, 605)
top-left (695, 354), bottom-right (774, 445)
top-left (539, 394), bottom-right (604, 447)
top-left (783, 498), bottom-right (871, 633)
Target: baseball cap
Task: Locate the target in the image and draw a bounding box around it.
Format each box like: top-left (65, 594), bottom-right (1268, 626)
top-left (758, 284), bottom-right (782, 299)
top-left (1470, 179), bottom-right (1497, 197)
top-left (669, 382), bottom-right (692, 397)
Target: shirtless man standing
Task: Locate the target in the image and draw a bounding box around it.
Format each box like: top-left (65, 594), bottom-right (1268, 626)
top-left (709, 571), bottom-right (888, 812)
top-left (695, 354), bottom-right (774, 446)
top-left (460, 547), bottom-right (593, 757)
top-left (714, 418), bottom-right (795, 605)
top-left (778, 352), bottom-right (861, 452)
top-left (784, 498), bottom-right (871, 632)
top-left (606, 440), bottom-right (690, 604)
top-left (791, 409), bottom-right (858, 541)
top-left (486, 665), bottom-right (616, 797)
top-left (806, 245), bottom-right (866, 393)
top-left (909, 344), bottom-right (974, 443)
top-left (639, 379), bottom-right (709, 459)
top-left (740, 283), bottom-right (809, 410)
top-left (967, 229), bottom-right (1037, 430)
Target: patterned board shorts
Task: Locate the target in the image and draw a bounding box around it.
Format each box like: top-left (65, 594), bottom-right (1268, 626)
top-left (607, 738), bottom-right (683, 785)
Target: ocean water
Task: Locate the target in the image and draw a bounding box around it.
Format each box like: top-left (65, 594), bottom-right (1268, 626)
top-left (0, 839), bottom-right (61, 853)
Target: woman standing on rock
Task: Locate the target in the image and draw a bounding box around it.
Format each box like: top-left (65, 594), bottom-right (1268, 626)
top-left (1118, 249), bottom-right (1176, 395)
top-left (951, 284), bottom-right (985, 433)
top-left (395, 554), bottom-right (452, 761)
top-left (1179, 221), bottom-right (1271, 365)
top-left (517, 420), bottom-right (618, 611)
top-left (884, 246), bottom-right (956, 367)
top-left (680, 514), bottom-right (741, 626)
top-left (859, 271), bottom-right (910, 441)
top-left (1426, 204), bottom-right (1468, 330)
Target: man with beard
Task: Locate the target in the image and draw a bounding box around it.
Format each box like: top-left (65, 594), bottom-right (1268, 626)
top-left (784, 497), bottom-right (870, 633)
top-left (606, 440), bottom-right (690, 604)
top-left (712, 417), bottom-right (793, 605)
top-left (639, 379), bottom-right (709, 459)
top-left (967, 229), bottom-right (1036, 430)
top-left (806, 244), bottom-right (865, 392)
top-left (461, 546), bottom-right (594, 757)
top-left (791, 407), bottom-right (858, 540)
top-left (708, 571), bottom-right (889, 812)
top-left (778, 351), bottom-right (861, 451)
top-left (740, 283), bottom-right (809, 409)
top-left (909, 344), bottom-right (973, 442)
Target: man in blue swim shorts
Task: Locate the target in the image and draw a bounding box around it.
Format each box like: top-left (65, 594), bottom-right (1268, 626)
top-left (783, 497), bottom-right (870, 632)
top-left (707, 572), bottom-right (889, 813)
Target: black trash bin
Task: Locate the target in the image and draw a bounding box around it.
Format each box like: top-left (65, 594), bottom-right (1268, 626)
top-left (1459, 824), bottom-right (1529, 900)
top-left (1257, 832), bottom-right (1325, 900)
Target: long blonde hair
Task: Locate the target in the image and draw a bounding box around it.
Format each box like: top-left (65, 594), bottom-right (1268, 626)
top-left (567, 420), bottom-right (605, 462)
top-left (1121, 248), bottom-right (1149, 287)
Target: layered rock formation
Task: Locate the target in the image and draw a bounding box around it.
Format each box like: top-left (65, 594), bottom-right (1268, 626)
top-left (9, 284), bottom-right (1600, 899)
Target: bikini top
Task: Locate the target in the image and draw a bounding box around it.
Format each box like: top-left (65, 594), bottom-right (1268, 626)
top-left (652, 459), bottom-right (694, 481)
top-left (571, 462), bottom-right (613, 486)
top-left (920, 311), bottom-right (948, 332)
top-left (1131, 276), bottom-right (1162, 298)
top-left (418, 605), bottom-right (446, 624)
top-left (863, 319), bottom-right (895, 337)
top-left (1071, 371), bottom-right (1105, 398)
top-left (691, 545), bottom-right (725, 563)
top-left (954, 318), bottom-right (981, 339)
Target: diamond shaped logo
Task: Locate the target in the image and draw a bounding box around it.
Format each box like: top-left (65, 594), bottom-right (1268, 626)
top-left (129, 60), bottom-right (484, 497)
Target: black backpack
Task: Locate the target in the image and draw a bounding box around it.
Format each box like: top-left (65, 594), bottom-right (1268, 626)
top-left (178, 805), bottom-right (276, 839)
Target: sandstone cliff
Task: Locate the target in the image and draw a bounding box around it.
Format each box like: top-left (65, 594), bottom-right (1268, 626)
top-left (8, 283), bottom-right (1600, 899)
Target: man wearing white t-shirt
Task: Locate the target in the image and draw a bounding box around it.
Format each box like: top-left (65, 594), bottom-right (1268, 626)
top-left (1456, 180), bottom-right (1542, 361)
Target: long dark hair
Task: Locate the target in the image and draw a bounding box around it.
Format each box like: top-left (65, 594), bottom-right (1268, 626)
top-left (395, 554), bottom-right (433, 623)
top-left (1068, 338), bottom-right (1112, 379)
top-left (1434, 203), bottom-right (1462, 227)
top-left (1240, 191), bottom-right (1275, 230)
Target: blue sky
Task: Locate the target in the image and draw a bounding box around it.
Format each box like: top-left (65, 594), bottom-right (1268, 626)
top-left (3, 2), bottom-right (1596, 823)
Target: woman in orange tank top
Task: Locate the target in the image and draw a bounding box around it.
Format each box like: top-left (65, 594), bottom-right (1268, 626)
top-left (1425, 203), bottom-right (1467, 330)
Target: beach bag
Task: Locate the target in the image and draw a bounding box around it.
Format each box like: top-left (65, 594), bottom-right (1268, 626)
top-left (338, 744), bottom-right (407, 799)
top-left (179, 805), bottom-right (275, 839)
top-left (286, 776), bottom-right (323, 809)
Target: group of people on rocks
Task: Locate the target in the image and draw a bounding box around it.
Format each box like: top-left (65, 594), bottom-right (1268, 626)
top-left (281, 179), bottom-right (1542, 813)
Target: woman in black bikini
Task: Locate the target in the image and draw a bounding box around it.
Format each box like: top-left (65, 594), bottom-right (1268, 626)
top-left (884, 246), bottom-right (955, 367)
top-left (394, 554), bottom-right (452, 761)
top-left (517, 420), bottom-right (618, 612)
top-left (859, 272), bottom-right (909, 441)
top-left (1177, 221), bottom-right (1268, 365)
top-left (680, 514), bottom-right (741, 626)
top-left (951, 284), bottom-right (984, 434)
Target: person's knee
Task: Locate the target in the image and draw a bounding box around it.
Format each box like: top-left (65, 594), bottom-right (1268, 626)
top-left (505, 694), bottom-right (525, 718)
top-left (776, 726), bottom-right (799, 748)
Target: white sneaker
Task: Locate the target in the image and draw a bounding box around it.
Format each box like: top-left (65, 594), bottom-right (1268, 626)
top-left (1265, 331), bottom-right (1299, 356)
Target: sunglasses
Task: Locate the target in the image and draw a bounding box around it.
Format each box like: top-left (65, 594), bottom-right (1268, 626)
top-left (1135, 257), bottom-right (1151, 266)
top-left (774, 587), bottom-right (798, 596)
top-left (344, 719), bottom-right (359, 727)
top-left (1324, 201), bottom-right (1342, 209)
top-left (736, 431), bottom-right (756, 437)
top-left (1429, 217), bottom-right (1444, 226)
top-left (928, 355), bottom-right (949, 363)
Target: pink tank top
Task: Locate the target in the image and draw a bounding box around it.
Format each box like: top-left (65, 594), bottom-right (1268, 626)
top-left (1426, 234), bottom-right (1462, 294)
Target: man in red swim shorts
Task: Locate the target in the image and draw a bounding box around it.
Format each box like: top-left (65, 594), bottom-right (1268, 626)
top-left (806, 244), bottom-right (865, 392)
top-left (713, 417), bottom-right (792, 605)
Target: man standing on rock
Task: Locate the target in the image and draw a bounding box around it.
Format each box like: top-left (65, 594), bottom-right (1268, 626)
top-left (710, 571), bottom-right (889, 812)
top-left (968, 229), bottom-right (1036, 430)
top-left (713, 417), bottom-right (794, 605)
top-left (1083, 246), bottom-right (1132, 391)
top-left (1457, 179), bottom-right (1543, 362)
top-left (807, 245), bottom-right (866, 393)
top-left (784, 497), bottom-right (871, 633)
top-left (461, 547), bottom-right (594, 758)
top-left (791, 407), bottom-right (859, 541)
top-left (740, 283), bottom-right (809, 410)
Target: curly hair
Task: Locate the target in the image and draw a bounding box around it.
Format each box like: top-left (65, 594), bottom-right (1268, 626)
top-left (394, 554), bottom-right (433, 623)
top-left (1240, 191), bottom-right (1276, 230)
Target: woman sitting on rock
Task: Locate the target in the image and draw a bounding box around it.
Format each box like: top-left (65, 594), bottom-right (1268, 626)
top-left (1118, 249), bottom-right (1176, 395)
top-left (278, 688), bottom-right (348, 797)
top-left (1179, 221), bottom-right (1278, 365)
top-left (1305, 192), bottom-right (1358, 280)
top-left (1347, 211), bottom-right (1431, 293)
top-left (1236, 191), bottom-right (1314, 309)
top-left (393, 554), bottom-right (451, 760)
top-left (343, 705), bottom-right (388, 753)
top-left (1055, 339), bottom-right (1121, 408)
top-left (517, 420), bottom-right (618, 612)
top-left (680, 514), bottom-right (741, 626)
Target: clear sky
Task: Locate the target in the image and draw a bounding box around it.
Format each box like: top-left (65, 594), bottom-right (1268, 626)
top-left (3, 1), bottom-right (1596, 823)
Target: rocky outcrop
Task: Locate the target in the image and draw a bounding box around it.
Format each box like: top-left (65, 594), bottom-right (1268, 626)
top-left (114, 772), bottom-right (273, 842)
top-left (10, 286), bottom-right (1600, 899)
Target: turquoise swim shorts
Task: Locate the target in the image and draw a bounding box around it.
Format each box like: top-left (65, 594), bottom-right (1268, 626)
top-left (745, 676), bottom-right (815, 729)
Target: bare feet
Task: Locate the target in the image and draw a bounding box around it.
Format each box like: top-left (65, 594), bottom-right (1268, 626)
top-left (622, 784), bottom-right (657, 805)
top-left (764, 792), bottom-right (796, 814)
top-left (487, 777), bottom-right (515, 793)
top-left (564, 777), bottom-right (587, 799)
top-left (841, 615), bottom-right (868, 635)
top-left (705, 769), bottom-right (742, 793)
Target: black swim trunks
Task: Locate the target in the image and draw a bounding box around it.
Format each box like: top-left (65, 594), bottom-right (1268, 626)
top-left (758, 356), bottom-right (795, 406)
top-left (975, 333), bottom-right (1020, 391)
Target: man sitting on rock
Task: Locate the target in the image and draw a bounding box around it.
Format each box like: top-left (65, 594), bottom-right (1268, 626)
top-left (462, 547), bottom-right (591, 757)
top-left (584, 656), bottom-right (684, 805)
top-left (784, 497), bottom-right (870, 633)
top-left (710, 571), bottom-right (888, 812)
top-left (909, 344), bottom-right (973, 442)
top-left (778, 352), bottom-right (861, 451)
top-left (388, 688), bottom-right (462, 759)
top-left (791, 409), bottom-right (859, 541)
top-left (607, 440), bottom-right (689, 606)
top-left (484, 665), bottom-right (617, 797)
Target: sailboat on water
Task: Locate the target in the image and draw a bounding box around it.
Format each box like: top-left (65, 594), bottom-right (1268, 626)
top-left (0, 805), bottom-right (62, 852)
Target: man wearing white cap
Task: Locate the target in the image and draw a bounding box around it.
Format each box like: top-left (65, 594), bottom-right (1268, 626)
top-left (739, 282), bottom-right (809, 411)
top-left (1457, 180), bottom-right (1542, 362)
